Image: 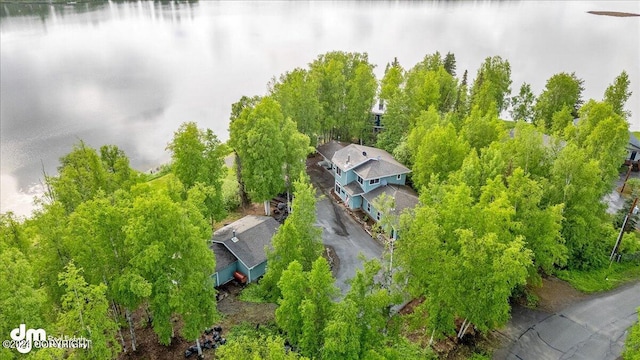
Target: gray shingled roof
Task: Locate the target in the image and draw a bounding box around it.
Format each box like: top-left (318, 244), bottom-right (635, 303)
top-left (362, 184), bottom-right (419, 216)
top-left (317, 141), bottom-right (347, 162)
top-left (354, 159), bottom-right (411, 179)
top-left (507, 127), bottom-right (556, 147)
top-left (211, 243), bottom-right (237, 272)
top-left (211, 215), bottom-right (279, 269)
top-left (332, 144), bottom-right (410, 178)
top-left (629, 132), bottom-right (640, 150)
top-left (343, 181), bottom-right (364, 196)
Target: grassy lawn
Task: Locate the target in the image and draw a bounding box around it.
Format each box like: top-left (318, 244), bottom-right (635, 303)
top-left (237, 283), bottom-right (270, 303)
top-left (556, 261), bottom-right (640, 293)
top-left (145, 172), bottom-right (175, 192)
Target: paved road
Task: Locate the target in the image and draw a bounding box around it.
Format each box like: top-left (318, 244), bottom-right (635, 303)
top-left (494, 282), bottom-right (640, 360)
top-left (307, 160), bottom-right (384, 295)
top-left (315, 193), bottom-right (384, 294)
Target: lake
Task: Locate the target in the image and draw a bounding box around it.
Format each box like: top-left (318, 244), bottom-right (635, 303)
top-left (1, 0), bottom-right (639, 217)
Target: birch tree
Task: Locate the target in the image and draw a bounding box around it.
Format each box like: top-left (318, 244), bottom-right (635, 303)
top-left (57, 263), bottom-right (120, 360)
top-left (470, 56), bottom-right (512, 115)
top-left (275, 261), bottom-right (307, 345)
top-left (509, 82), bottom-right (535, 123)
top-left (534, 72), bottom-right (584, 128)
top-left (262, 174), bottom-right (323, 300)
top-left (124, 191), bottom-right (217, 344)
top-left (270, 68), bottom-right (322, 144)
top-left (604, 70), bottom-right (632, 119)
top-left (230, 97), bottom-right (310, 215)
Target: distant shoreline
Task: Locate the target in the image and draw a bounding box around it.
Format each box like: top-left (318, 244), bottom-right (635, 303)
top-left (587, 11), bottom-right (640, 17)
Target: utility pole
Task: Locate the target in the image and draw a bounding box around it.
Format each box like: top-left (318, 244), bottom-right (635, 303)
top-left (620, 165), bottom-right (633, 193)
top-left (610, 197), bottom-right (638, 262)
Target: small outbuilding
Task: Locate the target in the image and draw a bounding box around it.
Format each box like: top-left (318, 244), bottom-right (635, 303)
top-left (210, 215), bottom-right (279, 287)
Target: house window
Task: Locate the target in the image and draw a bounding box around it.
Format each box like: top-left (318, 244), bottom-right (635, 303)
top-left (397, 174), bottom-right (402, 180)
top-left (335, 184), bottom-right (340, 194)
top-left (366, 202), bottom-right (371, 213)
top-left (376, 211), bottom-right (381, 221)
top-left (357, 176), bottom-right (363, 185)
top-left (369, 178), bottom-right (380, 185)
top-left (336, 167), bottom-right (342, 176)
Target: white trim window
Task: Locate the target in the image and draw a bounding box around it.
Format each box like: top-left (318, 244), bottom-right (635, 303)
top-left (335, 184), bottom-right (341, 194)
top-left (369, 178), bottom-right (380, 185)
top-left (336, 167), bottom-right (342, 177)
top-left (376, 211), bottom-right (381, 221)
top-left (357, 175), bottom-right (364, 185)
top-left (366, 202), bottom-right (371, 213)
top-left (396, 174), bottom-right (402, 180)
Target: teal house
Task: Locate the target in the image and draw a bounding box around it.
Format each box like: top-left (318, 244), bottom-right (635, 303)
top-left (317, 142), bottom-right (419, 237)
top-left (210, 215), bottom-right (279, 287)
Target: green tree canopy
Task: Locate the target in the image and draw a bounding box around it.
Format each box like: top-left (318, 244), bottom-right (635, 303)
top-left (230, 97), bottom-right (311, 214)
top-left (166, 122), bottom-right (227, 223)
top-left (309, 51), bottom-right (377, 141)
top-left (510, 82), bottom-right (535, 123)
top-left (534, 72), bottom-right (584, 129)
top-left (57, 262), bottom-right (120, 360)
top-left (604, 70), bottom-right (632, 119)
top-left (470, 56), bottom-right (512, 115)
top-left (124, 190), bottom-right (217, 344)
top-left (261, 173), bottom-right (323, 301)
top-left (270, 68), bottom-right (322, 144)
top-left (380, 58), bottom-right (404, 102)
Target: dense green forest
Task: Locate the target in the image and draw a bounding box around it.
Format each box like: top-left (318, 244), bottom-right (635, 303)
top-left (1, 51), bottom-right (638, 359)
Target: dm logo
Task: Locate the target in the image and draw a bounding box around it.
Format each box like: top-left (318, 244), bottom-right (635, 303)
top-left (10, 324), bottom-right (46, 354)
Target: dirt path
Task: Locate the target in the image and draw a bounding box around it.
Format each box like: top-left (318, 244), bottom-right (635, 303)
top-left (531, 276), bottom-right (589, 313)
top-left (217, 283), bottom-right (277, 329)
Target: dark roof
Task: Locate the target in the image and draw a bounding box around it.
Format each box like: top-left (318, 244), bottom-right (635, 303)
top-left (629, 132), bottom-right (640, 150)
top-left (332, 144), bottom-right (410, 178)
top-left (211, 243), bottom-right (237, 272)
top-left (362, 184), bottom-right (419, 216)
top-left (343, 181), bottom-right (364, 196)
top-left (211, 215), bottom-right (279, 269)
top-left (354, 159), bottom-right (411, 179)
top-left (317, 141), bottom-right (347, 162)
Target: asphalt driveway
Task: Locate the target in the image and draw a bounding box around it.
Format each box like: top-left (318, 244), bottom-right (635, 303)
top-left (308, 159), bottom-right (384, 294)
top-left (494, 282), bottom-right (640, 360)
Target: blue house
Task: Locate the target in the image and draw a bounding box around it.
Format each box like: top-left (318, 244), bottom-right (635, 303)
top-left (371, 99), bottom-right (386, 130)
top-left (318, 142), bottom-right (419, 234)
top-left (210, 215), bottom-right (279, 287)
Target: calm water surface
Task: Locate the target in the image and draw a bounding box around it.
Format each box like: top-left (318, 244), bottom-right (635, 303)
top-left (1, 0), bottom-right (639, 216)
